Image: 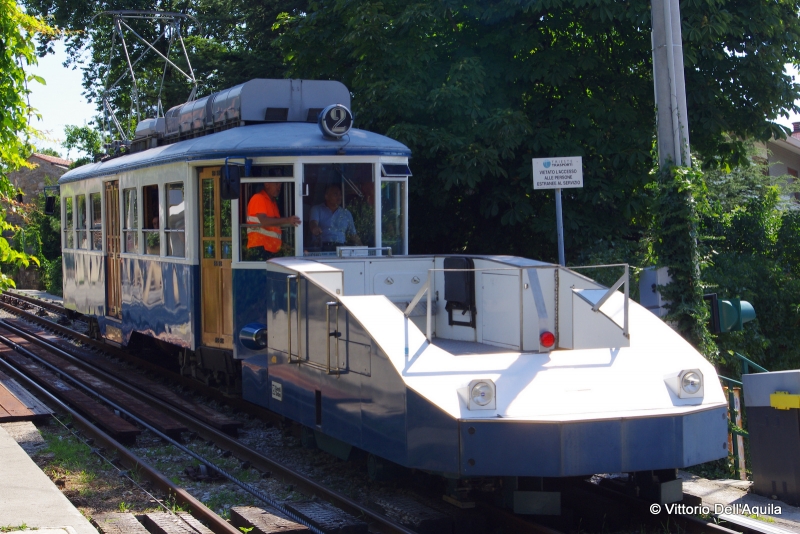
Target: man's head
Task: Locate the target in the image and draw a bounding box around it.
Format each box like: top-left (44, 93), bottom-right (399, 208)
top-left (324, 184), bottom-right (342, 209)
top-left (264, 182), bottom-right (282, 198)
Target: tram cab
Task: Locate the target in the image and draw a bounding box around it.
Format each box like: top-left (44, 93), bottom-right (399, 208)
top-left (57, 79), bottom-right (411, 378)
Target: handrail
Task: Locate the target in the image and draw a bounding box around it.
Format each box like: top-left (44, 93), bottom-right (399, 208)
top-left (734, 352), bottom-right (768, 374)
top-left (404, 279), bottom-right (429, 318)
top-left (719, 375), bottom-right (743, 387)
top-left (337, 246), bottom-right (393, 257)
top-left (326, 302), bottom-right (340, 375)
top-left (404, 263), bottom-right (631, 343)
top-left (287, 275), bottom-right (300, 364)
top-left (572, 263), bottom-right (630, 338)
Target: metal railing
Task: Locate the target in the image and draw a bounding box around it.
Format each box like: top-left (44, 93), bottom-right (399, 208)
top-left (337, 246), bottom-right (393, 257)
top-left (718, 354), bottom-right (768, 480)
top-left (402, 263), bottom-right (630, 343)
top-left (570, 263), bottom-right (630, 338)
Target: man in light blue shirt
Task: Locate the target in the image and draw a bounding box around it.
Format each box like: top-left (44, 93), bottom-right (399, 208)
top-left (310, 184), bottom-right (362, 250)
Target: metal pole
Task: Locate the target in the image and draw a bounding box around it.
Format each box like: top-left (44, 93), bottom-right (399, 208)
top-left (651, 0), bottom-right (690, 167)
top-left (555, 188), bottom-right (565, 266)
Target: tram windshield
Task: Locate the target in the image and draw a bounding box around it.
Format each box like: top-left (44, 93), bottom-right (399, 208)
top-left (303, 163), bottom-right (374, 256)
top-left (239, 165), bottom-right (296, 261)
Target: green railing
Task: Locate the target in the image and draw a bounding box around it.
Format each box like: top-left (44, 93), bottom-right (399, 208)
top-left (718, 353), bottom-right (767, 479)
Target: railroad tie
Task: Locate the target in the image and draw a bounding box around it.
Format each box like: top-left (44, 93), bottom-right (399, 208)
top-left (0, 329), bottom-right (187, 438)
top-left (0, 370), bottom-right (53, 420)
top-left (139, 511), bottom-right (215, 533)
top-left (230, 505), bottom-right (309, 533)
top-left (370, 495), bottom-right (452, 534)
top-left (0, 370), bottom-right (37, 421)
top-left (0, 345), bottom-right (141, 441)
top-left (92, 512), bottom-right (151, 533)
top-left (13, 321), bottom-right (242, 436)
top-left (283, 501), bottom-right (368, 534)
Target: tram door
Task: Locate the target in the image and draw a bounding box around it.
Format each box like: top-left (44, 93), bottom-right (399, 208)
top-left (104, 181), bottom-right (122, 319)
top-left (199, 167), bottom-right (234, 349)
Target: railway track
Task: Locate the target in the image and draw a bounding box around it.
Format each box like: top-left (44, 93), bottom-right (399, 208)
top-left (0, 293), bottom-right (784, 534)
top-left (0, 297), bottom-right (563, 534)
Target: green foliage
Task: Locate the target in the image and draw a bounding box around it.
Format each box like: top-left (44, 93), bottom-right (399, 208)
top-left (36, 147), bottom-right (62, 158)
top-left (63, 124), bottom-right (104, 167)
top-left (275, 0), bottom-right (800, 259)
top-left (42, 256), bottom-right (63, 296)
top-left (649, 165), bottom-right (717, 358)
top-left (699, 161), bottom-right (800, 373)
top-left (23, 0), bottom-right (306, 139)
top-left (0, 2), bottom-right (58, 292)
top-left (0, 0), bottom-right (57, 177)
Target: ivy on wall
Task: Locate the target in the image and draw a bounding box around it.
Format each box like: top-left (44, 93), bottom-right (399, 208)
top-left (649, 165), bottom-right (717, 360)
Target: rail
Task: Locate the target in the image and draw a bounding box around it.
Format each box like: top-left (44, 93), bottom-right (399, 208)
top-left (0, 311), bottom-right (416, 534)
top-left (719, 354), bottom-right (769, 482)
top-left (570, 263), bottom-right (630, 338)
top-left (337, 246), bottom-right (393, 257)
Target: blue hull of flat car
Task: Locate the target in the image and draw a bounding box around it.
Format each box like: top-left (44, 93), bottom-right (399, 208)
top-left (239, 266), bottom-right (728, 478)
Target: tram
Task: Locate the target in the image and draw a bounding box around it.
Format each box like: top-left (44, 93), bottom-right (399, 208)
top-left (58, 78), bottom-right (727, 512)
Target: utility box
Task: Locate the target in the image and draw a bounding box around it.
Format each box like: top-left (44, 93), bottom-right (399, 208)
top-left (743, 370), bottom-right (800, 506)
top-left (639, 266), bottom-right (671, 318)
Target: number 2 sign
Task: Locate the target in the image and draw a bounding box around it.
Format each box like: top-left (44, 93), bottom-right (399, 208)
top-left (319, 104), bottom-right (353, 138)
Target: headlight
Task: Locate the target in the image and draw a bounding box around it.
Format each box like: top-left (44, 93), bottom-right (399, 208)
top-left (681, 371), bottom-right (702, 395)
top-left (467, 379), bottom-right (496, 410)
top-left (239, 323), bottom-right (267, 350)
top-left (663, 368), bottom-right (704, 399)
top-left (471, 382), bottom-right (494, 406)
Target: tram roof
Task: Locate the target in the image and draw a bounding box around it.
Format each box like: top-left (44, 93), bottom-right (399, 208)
top-left (59, 122), bottom-right (411, 184)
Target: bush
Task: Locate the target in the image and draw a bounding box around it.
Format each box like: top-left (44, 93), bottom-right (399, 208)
top-left (41, 256), bottom-right (62, 296)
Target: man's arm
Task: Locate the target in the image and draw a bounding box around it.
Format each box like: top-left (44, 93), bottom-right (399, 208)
top-left (255, 213), bottom-right (301, 227)
top-left (309, 205), bottom-right (322, 236)
top-left (345, 210), bottom-right (362, 245)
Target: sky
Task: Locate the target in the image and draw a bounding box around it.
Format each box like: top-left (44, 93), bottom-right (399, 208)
top-left (26, 41), bottom-right (96, 160)
top-left (24, 40), bottom-right (800, 161)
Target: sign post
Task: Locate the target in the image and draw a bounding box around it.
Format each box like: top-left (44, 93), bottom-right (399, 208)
top-left (532, 156), bottom-right (583, 266)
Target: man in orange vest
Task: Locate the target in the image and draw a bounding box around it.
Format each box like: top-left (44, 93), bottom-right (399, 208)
top-left (246, 181), bottom-right (300, 260)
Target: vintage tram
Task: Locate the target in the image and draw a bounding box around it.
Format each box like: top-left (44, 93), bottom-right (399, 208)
top-left (58, 79), bottom-right (727, 512)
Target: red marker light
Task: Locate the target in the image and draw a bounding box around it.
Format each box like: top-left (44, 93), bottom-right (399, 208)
top-left (540, 331), bottom-right (556, 348)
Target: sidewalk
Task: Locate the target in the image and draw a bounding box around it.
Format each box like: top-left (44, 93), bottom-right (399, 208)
top-left (680, 471), bottom-right (800, 533)
top-left (0, 422), bottom-right (97, 534)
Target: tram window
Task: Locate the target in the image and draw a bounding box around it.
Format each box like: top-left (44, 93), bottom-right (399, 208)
top-left (143, 184), bottom-right (160, 255)
top-left (250, 165), bottom-right (293, 178)
top-left (381, 180), bottom-right (406, 255)
top-left (240, 180), bottom-right (296, 261)
top-left (303, 163), bottom-right (374, 255)
top-left (76, 195), bottom-right (87, 249)
top-left (165, 182), bottom-right (185, 258)
top-left (63, 196), bottom-right (74, 249)
top-left (123, 188), bottom-right (139, 253)
top-left (90, 192), bottom-right (102, 251)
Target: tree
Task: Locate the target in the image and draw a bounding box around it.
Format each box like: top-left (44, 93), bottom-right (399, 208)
top-left (63, 124), bottom-right (104, 167)
top-left (22, 0), bottom-right (307, 140)
top-left (274, 0), bottom-right (800, 259)
top-left (0, 0), bottom-right (58, 289)
top-left (36, 147), bottom-right (62, 158)
top-left (1, 0), bottom-right (56, 175)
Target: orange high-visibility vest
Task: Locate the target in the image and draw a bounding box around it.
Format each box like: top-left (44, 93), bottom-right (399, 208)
top-left (246, 190), bottom-right (282, 252)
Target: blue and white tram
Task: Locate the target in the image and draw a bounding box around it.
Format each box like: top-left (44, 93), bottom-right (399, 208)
top-left (58, 79), bottom-right (727, 512)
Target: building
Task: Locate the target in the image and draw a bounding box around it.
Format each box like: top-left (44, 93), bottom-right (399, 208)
top-left (762, 123), bottom-right (800, 204)
top-left (6, 153), bottom-right (72, 289)
top-left (8, 152), bottom-right (72, 201)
